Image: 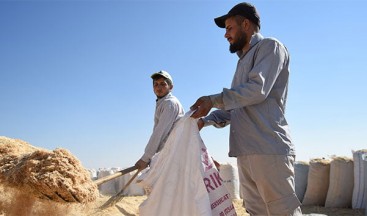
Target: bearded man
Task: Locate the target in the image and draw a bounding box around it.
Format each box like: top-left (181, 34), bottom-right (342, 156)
top-left (191, 2), bottom-right (302, 216)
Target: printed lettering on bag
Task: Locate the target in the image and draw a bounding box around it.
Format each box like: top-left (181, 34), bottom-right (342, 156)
top-left (211, 194), bottom-right (229, 209)
top-left (219, 204), bottom-right (236, 216)
top-left (204, 171), bottom-right (223, 193)
top-left (200, 131), bottom-right (236, 215)
top-left (201, 147), bottom-right (213, 171)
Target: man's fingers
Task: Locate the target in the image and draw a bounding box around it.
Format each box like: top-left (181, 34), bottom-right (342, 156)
top-left (197, 118), bottom-right (204, 131)
top-left (191, 106), bottom-right (208, 119)
top-left (190, 109), bottom-right (201, 119)
top-left (190, 98), bottom-right (202, 111)
top-left (190, 103), bottom-right (198, 111)
top-left (191, 96), bottom-right (213, 119)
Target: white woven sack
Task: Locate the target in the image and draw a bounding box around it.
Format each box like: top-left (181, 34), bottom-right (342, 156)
top-left (201, 146), bottom-right (237, 216)
top-left (302, 159), bottom-right (330, 206)
top-left (138, 112), bottom-right (236, 216)
top-left (121, 170), bottom-right (144, 196)
top-left (325, 157), bottom-right (354, 208)
top-left (88, 169), bottom-right (98, 180)
top-left (127, 170), bottom-right (144, 196)
top-left (115, 172), bottom-right (126, 195)
top-left (294, 161), bottom-right (309, 203)
top-left (97, 169), bottom-right (117, 195)
top-left (352, 149), bottom-right (367, 209)
top-left (219, 163), bottom-right (240, 200)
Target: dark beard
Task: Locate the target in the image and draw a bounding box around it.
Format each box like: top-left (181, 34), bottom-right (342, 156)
top-left (229, 31), bottom-right (247, 53)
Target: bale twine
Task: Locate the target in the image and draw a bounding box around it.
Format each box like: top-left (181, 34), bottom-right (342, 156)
top-left (294, 161), bottom-right (309, 203)
top-left (325, 157), bottom-right (354, 208)
top-left (302, 158), bottom-right (330, 206)
top-left (352, 149), bottom-right (367, 209)
top-left (0, 136), bottom-right (98, 203)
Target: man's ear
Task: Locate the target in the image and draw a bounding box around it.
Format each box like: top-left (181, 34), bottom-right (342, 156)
top-left (169, 84), bottom-right (173, 90)
top-left (242, 18), bottom-right (250, 30)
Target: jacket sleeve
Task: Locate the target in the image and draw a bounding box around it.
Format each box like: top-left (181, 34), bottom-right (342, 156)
top-left (212, 39), bottom-right (289, 111)
top-left (140, 100), bottom-right (180, 162)
top-left (202, 109), bottom-right (231, 128)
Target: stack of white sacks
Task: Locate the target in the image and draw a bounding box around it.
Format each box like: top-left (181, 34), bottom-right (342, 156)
top-left (89, 149), bottom-right (367, 211)
top-left (295, 149), bottom-right (367, 210)
top-left (89, 163), bottom-right (241, 199)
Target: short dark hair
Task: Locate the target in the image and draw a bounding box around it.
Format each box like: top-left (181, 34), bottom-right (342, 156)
top-left (234, 15), bottom-right (260, 32)
top-left (234, 15), bottom-right (246, 26)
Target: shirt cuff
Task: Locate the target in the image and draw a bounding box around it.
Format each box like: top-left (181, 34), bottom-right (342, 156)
top-left (209, 93), bottom-right (224, 109)
top-left (202, 117), bottom-right (228, 128)
top-left (201, 117), bottom-right (215, 127)
top-left (140, 153), bottom-right (151, 163)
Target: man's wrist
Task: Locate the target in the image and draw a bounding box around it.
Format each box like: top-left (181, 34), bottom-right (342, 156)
top-left (140, 154), bottom-right (151, 163)
top-left (209, 93), bottom-right (224, 109)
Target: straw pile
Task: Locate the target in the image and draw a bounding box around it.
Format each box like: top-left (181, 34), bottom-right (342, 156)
top-left (0, 136), bottom-right (98, 204)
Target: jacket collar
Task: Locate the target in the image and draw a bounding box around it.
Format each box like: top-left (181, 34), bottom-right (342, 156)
top-left (156, 92), bottom-right (172, 102)
top-left (237, 33), bottom-right (264, 58)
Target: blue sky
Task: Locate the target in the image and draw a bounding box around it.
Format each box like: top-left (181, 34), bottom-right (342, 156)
top-left (1, 0), bottom-right (366, 169)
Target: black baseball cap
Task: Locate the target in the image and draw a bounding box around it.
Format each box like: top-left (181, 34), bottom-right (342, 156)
top-left (214, 2), bottom-right (260, 29)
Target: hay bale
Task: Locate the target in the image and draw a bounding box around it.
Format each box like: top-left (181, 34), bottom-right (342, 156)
top-left (295, 161), bottom-right (309, 203)
top-left (302, 158), bottom-right (330, 206)
top-left (325, 157), bottom-right (354, 208)
top-left (0, 136), bottom-right (98, 204)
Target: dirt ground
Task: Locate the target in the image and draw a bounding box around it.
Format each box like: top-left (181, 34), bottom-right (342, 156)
top-left (0, 184), bottom-right (365, 216)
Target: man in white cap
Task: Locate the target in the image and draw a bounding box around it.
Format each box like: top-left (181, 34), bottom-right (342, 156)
top-left (135, 70), bottom-right (184, 170)
top-left (191, 2), bottom-right (302, 216)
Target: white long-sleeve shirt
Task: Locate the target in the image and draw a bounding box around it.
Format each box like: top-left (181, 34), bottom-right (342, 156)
top-left (141, 92), bottom-right (184, 162)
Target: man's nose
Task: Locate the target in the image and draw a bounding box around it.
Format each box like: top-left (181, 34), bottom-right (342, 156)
top-left (224, 30), bottom-right (229, 38)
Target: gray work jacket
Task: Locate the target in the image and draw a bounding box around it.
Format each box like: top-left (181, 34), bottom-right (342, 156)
top-left (204, 33), bottom-right (295, 157)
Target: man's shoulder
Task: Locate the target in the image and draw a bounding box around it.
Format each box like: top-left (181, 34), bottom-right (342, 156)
top-left (161, 94), bottom-right (182, 105)
top-left (255, 37), bottom-right (288, 55)
top-left (159, 94), bottom-right (184, 114)
top-left (260, 37), bottom-right (286, 48)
